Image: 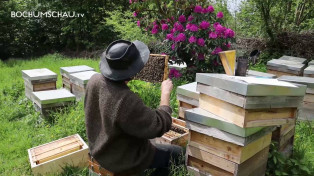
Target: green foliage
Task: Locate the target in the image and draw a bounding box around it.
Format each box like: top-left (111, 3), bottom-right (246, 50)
top-left (105, 10), bottom-right (156, 45)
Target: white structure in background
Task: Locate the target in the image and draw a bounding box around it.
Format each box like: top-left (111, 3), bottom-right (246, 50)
top-left (169, 62), bottom-right (187, 70)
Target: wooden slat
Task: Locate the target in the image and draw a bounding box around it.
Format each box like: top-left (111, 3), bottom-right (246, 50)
top-left (172, 117), bottom-right (186, 127)
top-left (199, 94), bottom-right (296, 128)
top-left (163, 55), bottom-right (169, 81)
top-left (267, 69), bottom-right (297, 77)
top-left (189, 130), bottom-right (271, 164)
top-left (33, 82), bottom-right (56, 91)
top-left (304, 94), bottom-right (314, 103)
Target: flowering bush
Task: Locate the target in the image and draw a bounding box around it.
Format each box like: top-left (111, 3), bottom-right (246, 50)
top-left (131, 0), bottom-right (235, 80)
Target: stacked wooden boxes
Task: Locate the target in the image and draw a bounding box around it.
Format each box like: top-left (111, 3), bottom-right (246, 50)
top-left (60, 65), bottom-right (95, 91)
top-left (309, 60), bottom-right (314, 65)
top-left (68, 71), bottom-right (98, 100)
top-left (32, 89), bottom-right (76, 116)
top-left (246, 70), bottom-right (276, 78)
top-left (28, 134), bottom-right (89, 175)
top-left (278, 76), bottom-right (314, 121)
top-left (22, 68), bottom-right (57, 100)
top-left (176, 82), bottom-right (200, 119)
top-left (185, 74), bottom-right (306, 176)
top-left (267, 56), bottom-right (307, 77)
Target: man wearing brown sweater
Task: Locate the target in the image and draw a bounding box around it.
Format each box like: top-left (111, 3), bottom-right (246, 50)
top-left (84, 40), bottom-right (183, 176)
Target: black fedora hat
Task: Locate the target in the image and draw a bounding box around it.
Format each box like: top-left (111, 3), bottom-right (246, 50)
top-left (100, 40), bottom-right (150, 81)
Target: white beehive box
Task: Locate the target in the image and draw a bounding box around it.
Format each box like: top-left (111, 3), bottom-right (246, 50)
top-left (69, 71), bottom-right (98, 100)
top-left (60, 65), bottom-right (95, 91)
top-left (28, 134), bottom-right (89, 176)
top-left (22, 68), bottom-right (58, 100)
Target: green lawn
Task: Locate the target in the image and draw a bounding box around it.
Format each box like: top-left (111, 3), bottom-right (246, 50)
top-left (0, 54), bottom-right (313, 176)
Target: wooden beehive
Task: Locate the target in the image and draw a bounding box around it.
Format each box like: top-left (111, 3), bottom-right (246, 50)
top-left (22, 68), bottom-right (57, 100)
top-left (246, 70), bottom-right (276, 78)
top-left (60, 65), bottom-right (95, 91)
top-left (28, 134), bottom-right (89, 176)
top-left (186, 146), bottom-right (269, 176)
top-left (69, 71), bottom-right (98, 100)
top-left (32, 89), bottom-right (76, 116)
top-left (177, 82), bottom-right (200, 119)
top-left (134, 54), bottom-right (169, 83)
top-left (304, 65), bottom-right (314, 78)
top-left (154, 123), bottom-right (188, 147)
top-left (266, 59), bottom-right (306, 76)
top-left (196, 74), bottom-right (306, 128)
top-left (272, 121), bottom-right (296, 157)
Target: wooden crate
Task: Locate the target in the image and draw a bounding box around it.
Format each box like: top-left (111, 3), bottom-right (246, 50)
top-left (22, 68), bottom-right (58, 100)
top-left (28, 134), bottom-right (89, 176)
top-left (154, 123), bottom-right (188, 147)
top-left (199, 94), bottom-right (297, 128)
top-left (62, 75), bottom-right (72, 91)
top-left (272, 123), bottom-right (295, 153)
top-left (134, 54), bottom-right (169, 83)
top-left (189, 130), bottom-right (271, 164)
top-left (186, 146), bottom-right (269, 176)
top-left (69, 71), bottom-right (98, 100)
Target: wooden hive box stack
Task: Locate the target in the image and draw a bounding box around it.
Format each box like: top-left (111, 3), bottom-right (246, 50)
top-left (185, 73), bottom-right (306, 176)
top-left (28, 134), bottom-right (89, 176)
top-left (278, 76), bottom-right (314, 121)
top-left (267, 56), bottom-right (307, 77)
top-left (22, 68), bottom-right (58, 100)
top-left (32, 89), bottom-right (76, 117)
top-left (60, 65), bottom-right (95, 91)
top-left (309, 60), bottom-right (314, 65)
top-left (69, 71), bottom-right (98, 100)
top-left (176, 82), bottom-right (200, 119)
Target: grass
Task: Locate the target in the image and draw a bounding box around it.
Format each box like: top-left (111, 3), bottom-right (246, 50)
top-left (0, 54), bottom-right (313, 176)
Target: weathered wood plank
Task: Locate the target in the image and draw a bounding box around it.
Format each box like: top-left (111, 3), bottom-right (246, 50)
top-left (196, 73), bottom-right (306, 96)
top-left (60, 65), bottom-right (95, 78)
top-left (278, 55), bottom-right (307, 64)
top-left (247, 70), bottom-right (276, 78)
top-left (278, 75), bottom-right (314, 89)
top-left (189, 130), bottom-right (271, 164)
top-left (267, 69), bottom-right (297, 77)
top-left (187, 156), bottom-right (232, 176)
top-left (69, 71), bottom-right (98, 86)
top-left (267, 59), bottom-right (306, 72)
top-left (309, 60), bottom-right (314, 65)
top-left (197, 84), bottom-right (303, 109)
top-left (304, 94), bottom-right (314, 103)
top-left (185, 108), bottom-right (263, 137)
top-left (186, 145), bottom-right (269, 175)
top-left (186, 166), bottom-right (213, 176)
top-left (172, 117), bottom-right (186, 127)
top-left (304, 65), bottom-right (314, 77)
top-left (186, 120), bottom-right (274, 146)
top-left (177, 94), bottom-right (199, 107)
top-left (177, 82), bottom-right (200, 100)
top-left (298, 108), bottom-right (314, 121)
top-left (199, 94), bottom-right (297, 128)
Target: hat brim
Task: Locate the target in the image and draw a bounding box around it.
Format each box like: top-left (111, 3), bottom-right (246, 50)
top-left (100, 40), bottom-right (150, 81)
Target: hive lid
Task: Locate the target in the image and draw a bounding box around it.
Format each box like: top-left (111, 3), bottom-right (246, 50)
top-left (185, 108), bottom-right (263, 137)
top-left (278, 75), bottom-right (314, 89)
top-left (304, 65), bottom-right (314, 75)
top-left (32, 89), bottom-right (76, 106)
top-left (196, 73), bottom-right (306, 96)
top-left (309, 60), bottom-right (314, 65)
top-left (22, 68), bottom-right (57, 81)
top-left (278, 55), bottom-right (307, 64)
top-left (267, 59), bottom-right (305, 71)
top-left (177, 82), bottom-right (199, 100)
top-left (60, 65), bottom-right (95, 76)
top-left (247, 70), bottom-right (276, 78)
top-left (69, 71), bottom-right (98, 85)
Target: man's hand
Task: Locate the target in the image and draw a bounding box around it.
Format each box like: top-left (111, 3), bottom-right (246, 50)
top-left (160, 79), bottom-right (173, 106)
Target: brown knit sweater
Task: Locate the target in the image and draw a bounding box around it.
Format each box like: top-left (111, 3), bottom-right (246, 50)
top-left (84, 73), bottom-right (172, 174)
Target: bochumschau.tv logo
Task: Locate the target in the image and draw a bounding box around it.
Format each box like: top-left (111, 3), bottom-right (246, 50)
top-left (11, 11), bottom-right (85, 18)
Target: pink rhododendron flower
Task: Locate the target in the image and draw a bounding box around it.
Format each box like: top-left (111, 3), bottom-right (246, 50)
top-left (189, 36), bottom-right (197, 43)
top-left (186, 23), bottom-right (192, 30)
top-left (215, 24), bottom-right (225, 34)
top-left (209, 32), bottom-right (217, 39)
top-left (198, 53), bottom-right (205, 60)
top-left (178, 15), bottom-right (186, 23)
top-left (217, 11), bottom-right (224, 18)
top-left (197, 38), bottom-right (205, 46)
top-left (188, 15), bottom-right (194, 21)
top-left (133, 12), bottom-right (137, 17)
top-left (189, 24), bottom-right (199, 32)
top-left (174, 22), bottom-right (184, 32)
top-left (226, 43), bottom-right (231, 48)
top-left (129, 0), bottom-right (132, 4)
top-left (151, 28), bottom-right (158, 34)
top-left (199, 21), bottom-right (210, 30)
top-left (171, 43), bottom-right (176, 50)
top-left (169, 68), bottom-right (182, 78)
top-left (213, 22), bottom-right (220, 28)
top-left (194, 5), bottom-right (203, 13)
top-left (166, 33), bottom-right (174, 40)
top-left (224, 28), bottom-right (235, 38)
top-left (207, 5), bottom-right (214, 13)
top-left (170, 28), bottom-right (176, 33)
top-left (212, 47), bottom-right (222, 55)
top-left (202, 8), bottom-right (209, 14)
top-left (162, 24), bottom-right (169, 31)
top-left (137, 20), bottom-right (140, 27)
top-left (175, 33), bottom-right (186, 42)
